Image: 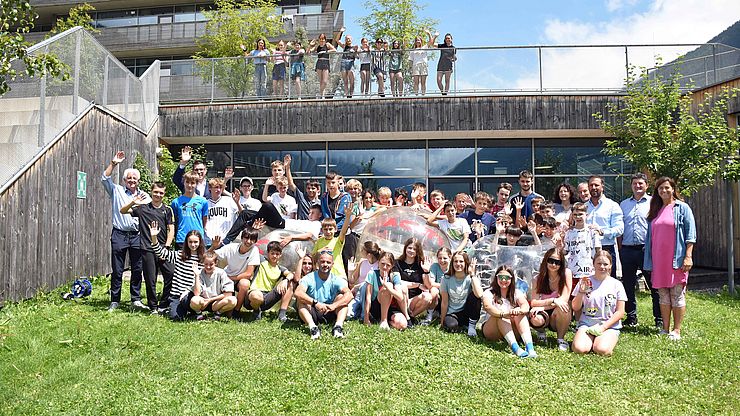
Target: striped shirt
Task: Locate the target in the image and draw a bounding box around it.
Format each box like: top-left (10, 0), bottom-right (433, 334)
top-left (152, 242), bottom-right (201, 300)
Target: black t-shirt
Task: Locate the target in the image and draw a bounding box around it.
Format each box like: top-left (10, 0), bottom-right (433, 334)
top-left (131, 203), bottom-right (175, 251)
top-left (394, 260), bottom-right (424, 285)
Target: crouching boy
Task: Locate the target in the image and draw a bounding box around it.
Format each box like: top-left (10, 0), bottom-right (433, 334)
top-left (248, 241), bottom-right (295, 322)
top-left (189, 252), bottom-right (237, 320)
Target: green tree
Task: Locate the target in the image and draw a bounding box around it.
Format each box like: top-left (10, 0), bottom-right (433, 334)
top-left (194, 0), bottom-right (284, 98)
top-left (594, 65), bottom-right (740, 196)
top-left (356, 0), bottom-right (438, 48)
top-left (48, 3), bottom-right (98, 36)
top-left (1, 0), bottom-right (68, 95)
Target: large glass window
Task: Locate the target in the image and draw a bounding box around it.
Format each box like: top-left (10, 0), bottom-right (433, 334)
top-left (138, 7), bottom-right (173, 25)
top-left (96, 10), bottom-right (137, 28)
top-left (174, 5), bottom-right (196, 22)
top-left (534, 138), bottom-right (624, 176)
top-left (477, 139), bottom-right (531, 176)
top-left (428, 178), bottom-right (475, 200)
top-left (329, 140), bottom-right (425, 177)
top-left (233, 142), bottom-right (325, 178)
top-left (429, 140), bottom-right (474, 176)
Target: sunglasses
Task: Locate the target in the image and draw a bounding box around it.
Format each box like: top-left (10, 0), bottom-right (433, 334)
top-left (547, 258), bottom-right (563, 266)
top-left (496, 274), bottom-right (512, 281)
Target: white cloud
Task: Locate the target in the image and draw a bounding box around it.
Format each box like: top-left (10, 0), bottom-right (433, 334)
top-left (605, 0), bottom-right (639, 12)
top-left (517, 0), bottom-right (740, 90)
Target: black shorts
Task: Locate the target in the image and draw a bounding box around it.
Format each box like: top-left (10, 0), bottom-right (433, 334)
top-left (368, 298), bottom-right (402, 321)
top-left (308, 305), bottom-right (337, 324)
top-left (250, 288), bottom-right (282, 311)
top-left (315, 59), bottom-right (330, 71)
top-left (360, 63), bottom-right (371, 72)
top-left (373, 66), bottom-right (386, 77)
top-left (408, 287), bottom-right (422, 299)
top-left (530, 308), bottom-right (554, 329)
top-left (389, 69), bottom-right (402, 74)
top-left (272, 64), bottom-right (286, 81)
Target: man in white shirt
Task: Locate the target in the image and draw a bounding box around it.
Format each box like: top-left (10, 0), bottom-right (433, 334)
top-left (586, 175), bottom-right (624, 276)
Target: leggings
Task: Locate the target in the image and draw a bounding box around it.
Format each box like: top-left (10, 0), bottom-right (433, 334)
top-left (443, 291), bottom-right (482, 330)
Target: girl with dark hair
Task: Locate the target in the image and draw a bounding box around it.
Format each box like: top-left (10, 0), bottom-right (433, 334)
top-left (394, 237), bottom-right (434, 325)
top-left (435, 33), bottom-right (456, 95)
top-left (529, 247), bottom-right (573, 351)
top-left (643, 176), bottom-right (696, 341)
top-left (481, 265), bottom-right (536, 358)
top-left (358, 37), bottom-right (372, 95)
top-left (571, 251), bottom-right (626, 355)
top-left (243, 38), bottom-right (270, 98)
top-left (388, 40), bottom-right (404, 97)
top-left (552, 183), bottom-right (577, 224)
top-left (150, 223), bottom-right (205, 320)
top-left (439, 252), bottom-right (483, 336)
top-left (309, 33), bottom-right (336, 98)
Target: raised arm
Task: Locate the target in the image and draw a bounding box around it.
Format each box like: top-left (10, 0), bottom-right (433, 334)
top-left (337, 202), bottom-right (353, 243)
top-left (172, 146), bottom-right (192, 194)
top-left (426, 203), bottom-right (445, 226)
top-left (283, 154), bottom-right (297, 192)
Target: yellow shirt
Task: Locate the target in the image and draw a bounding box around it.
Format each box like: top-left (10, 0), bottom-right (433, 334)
top-left (312, 237), bottom-right (346, 279)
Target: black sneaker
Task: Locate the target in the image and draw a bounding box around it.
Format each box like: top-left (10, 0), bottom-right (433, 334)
top-left (253, 309), bottom-right (263, 321)
top-left (195, 313), bottom-right (206, 321)
top-left (332, 325), bottom-right (345, 338)
top-left (310, 326), bottom-right (321, 340)
top-left (624, 316), bottom-right (638, 328)
top-left (655, 318), bottom-right (664, 329)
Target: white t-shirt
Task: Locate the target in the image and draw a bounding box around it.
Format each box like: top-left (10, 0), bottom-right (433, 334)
top-left (571, 276), bottom-right (627, 330)
top-left (195, 267), bottom-right (234, 298)
top-left (270, 193), bottom-right (298, 220)
top-left (438, 218), bottom-right (472, 251)
top-left (564, 227), bottom-right (602, 278)
top-left (284, 218), bottom-right (322, 240)
top-left (409, 46), bottom-right (429, 66)
top-left (215, 243), bottom-right (261, 277)
top-left (205, 197), bottom-right (240, 240)
top-left (239, 196), bottom-right (262, 212)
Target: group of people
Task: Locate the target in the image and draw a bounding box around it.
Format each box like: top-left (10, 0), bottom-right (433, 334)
top-left (242, 29), bottom-right (457, 99)
top-left (103, 148), bottom-right (696, 356)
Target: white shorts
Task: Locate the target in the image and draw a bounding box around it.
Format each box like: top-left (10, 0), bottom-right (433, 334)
top-left (412, 61), bottom-right (428, 76)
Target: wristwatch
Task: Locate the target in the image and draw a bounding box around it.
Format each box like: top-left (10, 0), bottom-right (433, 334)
top-left (312, 299), bottom-right (317, 307)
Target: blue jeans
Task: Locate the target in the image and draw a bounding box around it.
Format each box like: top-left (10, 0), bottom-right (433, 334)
top-left (254, 63), bottom-right (267, 97)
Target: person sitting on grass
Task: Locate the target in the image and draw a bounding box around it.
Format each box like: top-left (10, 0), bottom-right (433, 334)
top-left (248, 241), bottom-right (295, 323)
top-left (312, 204), bottom-right (353, 279)
top-left (209, 228), bottom-right (261, 317)
top-left (149, 222), bottom-right (205, 321)
top-left (439, 252), bottom-right (483, 337)
top-left (481, 265), bottom-right (537, 358)
top-left (348, 241), bottom-right (382, 320)
top-left (294, 251), bottom-right (353, 339)
top-left (529, 247), bottom-right (573, 351)
top-left (571, 251), bottom-right (626, 356)
top-left (421, 247), bottom-right (451, 325)
top-left (188, 252), bottom-right (237, 320)
top-left (393, 237), bottom-right (434, 327)
top-left (428, 201), bottom-right (472, 253)
top-left (363, 251), bottom-right (406, 330)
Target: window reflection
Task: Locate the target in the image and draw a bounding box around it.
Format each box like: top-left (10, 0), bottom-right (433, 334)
top-left (233, 143), bottom-right (325, 178)
top-left (477, 139), bottom-right (531, 176)
top-left (534, 139), bottom-right (623, 175)
top-left (429, 140), bottom-right (474, 176)
top-left (329, 141), bottom-right (425, 177)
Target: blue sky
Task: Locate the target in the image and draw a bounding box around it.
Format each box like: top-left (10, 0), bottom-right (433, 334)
top-left (338, 0), bottom-right (740, 91)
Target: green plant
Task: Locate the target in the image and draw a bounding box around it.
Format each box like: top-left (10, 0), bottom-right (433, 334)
top-left (47, 3), bottom-right (98, 36)
top-left (594, 64), bottom-right (740, 196)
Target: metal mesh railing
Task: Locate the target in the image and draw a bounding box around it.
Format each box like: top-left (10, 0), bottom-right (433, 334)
top-left (0, 26), bottom-right (160, 192)
top-left (159, 42), bottom-right (740, 103)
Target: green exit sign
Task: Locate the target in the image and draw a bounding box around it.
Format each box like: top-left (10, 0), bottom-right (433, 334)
top-left (76, 171), bottom-right (87, 199)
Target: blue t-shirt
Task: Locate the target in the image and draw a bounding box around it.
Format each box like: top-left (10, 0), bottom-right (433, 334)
top-left (429, 263), bottom-right (446, 284)
top-left (364, 270), bottom-right (402, 305)
top-left (172, 194), bottom-right (209, 243)
top-left (441, 275), bottom-right (472, 314)
top-left (459, 210), bottom-right (496, 242)
top-left (300, 271), bottom-right (348, 304)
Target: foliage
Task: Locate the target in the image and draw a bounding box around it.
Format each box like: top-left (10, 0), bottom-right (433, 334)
top-left (0, 0), bottom-right (69, 96)
top-left (194, 0), bottom-right (284, 98)
top-left (594, 65), bottom-right (740, 196)
top-left (48, 3), bottom-right (98, 36)
top-left (156, 146), bottom-right (182, 205)
top-left (0, 283), bottom-right (739, 414)
top-left (356, 0), bottom-right (438, 48)
top-left (133, 152), bottom-right (154, 194)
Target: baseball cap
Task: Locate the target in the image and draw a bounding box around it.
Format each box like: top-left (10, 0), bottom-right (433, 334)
top-left (240, 176), bottom-right (253, 185)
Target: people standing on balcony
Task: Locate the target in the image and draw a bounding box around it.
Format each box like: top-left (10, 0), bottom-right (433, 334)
top-left (102, 151), bottom-right (151, 312)
top-left (436, 33), bottom-right (456, 95)
top-left (288, 41), bottom-right (306, 99)
top-left (309, 33), bottom-right (336, 99)
top-left (246, 39), bottom-right (270, 98)
top-left (335, 29), bottom-right (357, 98)
top-left (371, 38), bottom-right (388, 97)
top-left (388, 40), bottom-right (404, 97)
top-left (409, 30), bottom-right (437, 96)
top-left (358, 37), bottom-right (372, 96)
top-left (643, 177), bottom-right (696, 341)
top-left (271, 40), bottom-right (288, 98)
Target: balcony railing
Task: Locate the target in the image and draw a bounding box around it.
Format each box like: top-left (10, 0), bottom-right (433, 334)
top-left (159, 42), bottom-right (740, 103)
top-left (23, 11), bottom-right (344, 53)
top-left (0, 27), bottom-right (159, 192)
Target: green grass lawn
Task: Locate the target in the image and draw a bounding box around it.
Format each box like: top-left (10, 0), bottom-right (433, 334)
top-left (1, 278), bottom-right (738, 415)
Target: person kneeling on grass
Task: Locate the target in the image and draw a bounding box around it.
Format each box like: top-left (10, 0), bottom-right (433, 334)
top-left (439, 252), bottom-right (483, 337)
top-left (248, 241), bottom-right (295, 323)
top-left (481, 265), bottom-right (537, 358)
top-left (188, 252), bottom-right (237, 320)
top-left (529, 247), bottom-right (573, 351)
top-left (363, 251), bottom-right (406, 330)
top-left (209, 228), bottom-right (261, 317)
top-left (571, 251), bottom-right (626, 356)
top-left (294, 251), bottom-right (353, 339)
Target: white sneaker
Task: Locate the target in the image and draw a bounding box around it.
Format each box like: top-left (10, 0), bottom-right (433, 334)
top-left (557, 339), bottom-right (569, 351)
top-left (310, 326), bottom-right (321, 340)
top-left (467, 324), bottom-right (477, 337)
top-left (131, 300), bottom-right (149, 311)
top-left (668, 331), bottom-right (682, 341)
top-left (379, 320), bottom-right (390, 330)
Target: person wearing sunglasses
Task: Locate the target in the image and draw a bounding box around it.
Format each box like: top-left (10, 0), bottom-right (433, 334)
top-left (571, 251), bottom-right (626, 356)
top-left (529, 247), bottom-right (573, 351)
top-left (481, 265), bottom-right (536, 358)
